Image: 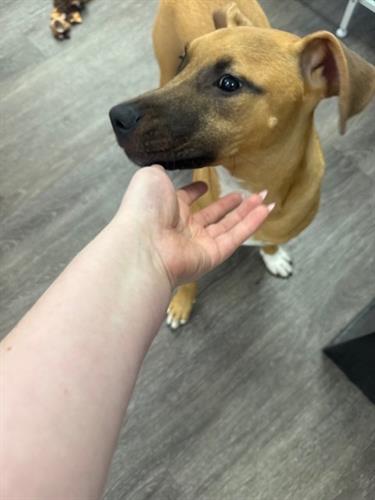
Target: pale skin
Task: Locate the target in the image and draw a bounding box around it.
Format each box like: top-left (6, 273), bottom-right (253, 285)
top-left (0, 165), bottom-right (272, 500)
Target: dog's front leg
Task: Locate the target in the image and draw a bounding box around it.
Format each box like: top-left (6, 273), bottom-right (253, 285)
top-left (259, 245), bottom-right (293, 278)
top-left (165, 167), bottom-right (218, 330)
top-left (166, 282), bottom-right (197, 330)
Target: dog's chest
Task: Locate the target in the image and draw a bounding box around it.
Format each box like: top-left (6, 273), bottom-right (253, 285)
top-left (216, 165), bottom-right (253, 198)
top-left (216, 165), bottom-right (264, 247)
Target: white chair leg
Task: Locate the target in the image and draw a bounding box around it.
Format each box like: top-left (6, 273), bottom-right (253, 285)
top-left (336, 0), bottom-right (359, 38)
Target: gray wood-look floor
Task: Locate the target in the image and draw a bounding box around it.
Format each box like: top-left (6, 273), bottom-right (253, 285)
top-left (1, 1), bottom-right (375, 499)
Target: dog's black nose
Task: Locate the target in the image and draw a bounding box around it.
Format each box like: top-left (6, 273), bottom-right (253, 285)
top-left (109, 103), bottom-right (142, 137)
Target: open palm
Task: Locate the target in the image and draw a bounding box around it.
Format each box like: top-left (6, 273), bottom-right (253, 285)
top-left (121, 166), bottom-right (271, 288)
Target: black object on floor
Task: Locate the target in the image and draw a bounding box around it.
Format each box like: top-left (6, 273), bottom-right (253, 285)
top-left (324, 299), bottom-right (375, 404)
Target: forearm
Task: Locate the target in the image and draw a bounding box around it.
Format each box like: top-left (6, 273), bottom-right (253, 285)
top-left (0, 218), bottom-right (171, 500)
top-left (0, 163), bottom-right (270, 500)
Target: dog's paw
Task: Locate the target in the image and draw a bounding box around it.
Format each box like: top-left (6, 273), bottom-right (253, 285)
top-left (166, 284), bottom-right (197, 330)
top-left (259, 246), bottom-right (293, 278)
top-left (166, 298), bottom-right (191, 330)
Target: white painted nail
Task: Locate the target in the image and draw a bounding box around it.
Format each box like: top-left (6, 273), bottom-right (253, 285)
top-left (267, 202), bottom-right (276, 213)
top-left (259, 190), bottom-right (268, 200)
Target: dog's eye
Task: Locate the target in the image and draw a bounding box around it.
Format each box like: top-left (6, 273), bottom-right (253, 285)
top-left (216, 74), bottom-right (242, 92)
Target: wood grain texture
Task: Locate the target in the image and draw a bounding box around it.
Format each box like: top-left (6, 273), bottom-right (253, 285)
top-left (1, 1), bottom-right (374, 499)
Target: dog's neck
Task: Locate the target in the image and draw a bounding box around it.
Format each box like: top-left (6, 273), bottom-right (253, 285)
top-left (219, 115), bottom-right (320, 203)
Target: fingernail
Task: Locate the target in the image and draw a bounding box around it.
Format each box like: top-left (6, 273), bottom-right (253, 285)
top-left (267, 202), bottom-right (276, 213)
top-left (259, 189), bottom-right (268, 200)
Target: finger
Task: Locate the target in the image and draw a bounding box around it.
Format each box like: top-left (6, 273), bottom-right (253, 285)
top-left (207, 193), bottom-right (265, 239)
top-left (193, 192), bottom-right (243, 227)
top-left (149, 164), bottom-right (165, 172)
top-left (177, 181), bottom-right (208, 206)
top-left (215, 204), bottom-right (270, 263)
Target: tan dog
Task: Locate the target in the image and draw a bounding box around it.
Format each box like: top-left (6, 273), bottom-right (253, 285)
top-left (110, 0), bottom-right (375, 329)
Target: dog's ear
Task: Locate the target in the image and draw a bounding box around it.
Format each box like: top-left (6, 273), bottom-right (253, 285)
top-left (213, 3), bottom-right (253, 29)
top-left (297, 31), bottom-right (375, 134)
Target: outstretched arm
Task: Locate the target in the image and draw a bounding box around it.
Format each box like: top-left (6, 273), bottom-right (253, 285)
top-left (1, 165), bottom-right (272, 500)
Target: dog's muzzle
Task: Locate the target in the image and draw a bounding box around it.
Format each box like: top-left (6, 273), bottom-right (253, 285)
top-left (109, 103), bottom-right (142, 141)
top-left (109, 100), bottom-right (216, 170)
top-left (109, 102), bottom-right (154, 166)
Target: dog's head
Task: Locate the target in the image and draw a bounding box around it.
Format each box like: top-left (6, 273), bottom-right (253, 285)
top-left (110, 4), bottom-right (375, 170)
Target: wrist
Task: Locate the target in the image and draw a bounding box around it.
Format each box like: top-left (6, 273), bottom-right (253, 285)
top-left (104, 215), bottom-right (173, 299)
top-left (64, 216), bottom-right (172, 355)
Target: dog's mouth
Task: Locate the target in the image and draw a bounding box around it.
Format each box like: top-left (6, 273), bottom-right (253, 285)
top-left (117, 142), bottom-right (215, 170)
top-left (155, 154), bottom-right (215, 170)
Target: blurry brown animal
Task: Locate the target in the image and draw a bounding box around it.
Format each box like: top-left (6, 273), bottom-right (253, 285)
top-left (50, 0), bottom-right (86, 39)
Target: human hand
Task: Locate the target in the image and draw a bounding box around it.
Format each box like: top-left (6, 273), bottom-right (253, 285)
top-left (117, 165), bottom-right (273, 288)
